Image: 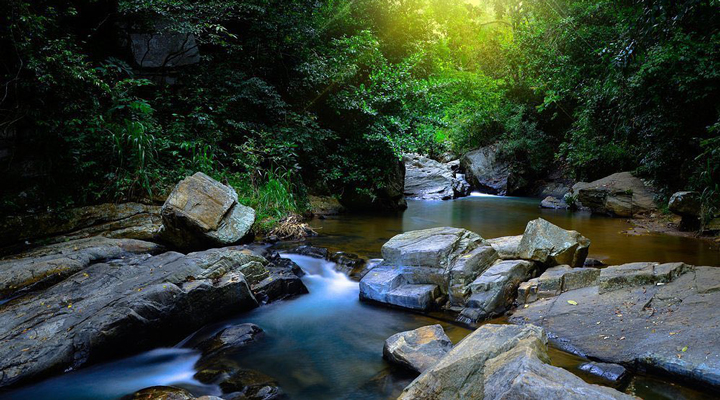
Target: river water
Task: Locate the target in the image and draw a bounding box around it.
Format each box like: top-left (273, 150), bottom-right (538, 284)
top-left (1, 196), bottom-right (718, 400)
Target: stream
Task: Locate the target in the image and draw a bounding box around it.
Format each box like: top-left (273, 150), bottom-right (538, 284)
top-left (1, 196), bottom-right (718, 400)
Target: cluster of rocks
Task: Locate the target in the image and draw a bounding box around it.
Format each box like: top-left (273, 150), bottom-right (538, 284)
top-left (403, 154), bottom-right (470, 200)
top-left (359, 218), bottom-right (590, 323)
top-left (667, 190), bottom-right (720, 232)
top-left (0, 173), bottom-right (307, 391)
top-left (384, 324), bottom-right (636, 399)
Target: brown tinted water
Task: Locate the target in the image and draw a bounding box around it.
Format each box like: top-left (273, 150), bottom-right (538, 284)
top-left (308, 195), bottom-right (720, 266)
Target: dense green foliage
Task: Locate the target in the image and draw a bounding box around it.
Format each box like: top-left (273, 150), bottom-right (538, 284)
top-left (1, 0), bottom-right (719, 227)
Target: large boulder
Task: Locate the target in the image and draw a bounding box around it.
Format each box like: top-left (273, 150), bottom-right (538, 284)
top-left (0, 236), bottom-right (163, 297)
top-left (359, 227), bottom-right (495, 311)
top-left (398, 324), bottom-right (634, 400)
top-left (460, 144), bottom-right (511, 195)
top-left (160, 172), bottom-right (255, 248)
top-left (0, 247), bottom-right (263, 388)
top-left (511, 263), bottom-right (720, 389)
top-left (517, 218), bottom-right (590, 267)
top-left (403, 154), bottom-right (469, 200)
top-left (572, 172), bottom-right (657, 217)
top-left (340, 160), bottom-right (407, 211)
top-left (668, 191), bottom-right (701, 217)
top-left (383, 324), bottom-right (453, 373)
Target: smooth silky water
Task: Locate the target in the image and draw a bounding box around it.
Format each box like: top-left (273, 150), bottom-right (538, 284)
top-left (2, 196), bottom-right (718, 400)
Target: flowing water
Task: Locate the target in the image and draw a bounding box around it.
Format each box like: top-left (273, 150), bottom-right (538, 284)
top-left (1, 196), bottom-right (718, 400)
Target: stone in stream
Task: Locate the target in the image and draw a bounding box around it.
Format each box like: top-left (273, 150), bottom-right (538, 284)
top-left (579, 361), bottom-right (628, 384)
top-left (359, 227), bottom-right (493, 311)
top-left (517, 265), bottom-right (600, 305)
top-left (403, 154), bottom-right (469, 200)
top-left (540, 195), bottom-right (568, 209)
top-left (0, 247), bottom-right (265, 388)
top-left (160, 172), bottom-right (256, 249)
top-left (459, 259), bottom-right (536, 322)
top-left (195, 323), bottom-right (264, 359)
top-left (0, 236), bottom-right (163, 297)
top-left (398, 324), bottom-right (635, 400)
top-left (517, 218), bottom-right (590, 267)
top-left (571, 172), bottom-right (657, 217)
top-left (383, 324), bottom-right (453, 373)
top-left (219, 369), bottom-right (287, 400)
top-left (127, 386), bottom-right (196, 400)
top-left (510, 263), bottom-right (720, 390)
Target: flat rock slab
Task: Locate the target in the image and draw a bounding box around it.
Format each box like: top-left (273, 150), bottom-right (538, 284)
top-left (486, 235), bottom-right (522, 259)
top-left (0, 248), bottom-right (263, 388)
top-left (0, 237), bottom-right (163, 297)
top-left (383, 324), bottom-right (453, 373)
top-left (461, 260), bottom-right (535, 322)
top-left (381, 227), bottom-right (483, 269)
top-left (511, 266), bottom-right (720, 389)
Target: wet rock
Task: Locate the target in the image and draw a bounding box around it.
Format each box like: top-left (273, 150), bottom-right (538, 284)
top-left (540, 196), bottom-right (567, 209)
top-left (518, 265), bottom-right (600, 304)
top-left (127, 386), bottom-right (195, 400)
top-left (219, 369), bottom-right (287, 400)
top-left (511, 264), bottom-right (720, 389)
top-left (0, 247), bottom-right (261, 388)
top-left (329, 252), bottom-right (366, 278)
top-left (383, 324), bottom-right (453, 373)
top-left (460, 144), bottom-right (514, 195)
top-left (584, 257), bottom-right (605, 267)
top-left (160, 172), bottom-right (255, 249)
top-left (250, 253), bottom-right (308, 304)
top-left (460, 260), bottom-right (536, 322)
top-left (447, 245), bottom-right (498, 307)
top-left (403, 154), bottom-right (469, 200)
top-left (196, 323), bottom-right (264, 358)
top-left (517, 218), bottom-right (590, 267)
top-left (359, 227), bottom-right (491, 310)
top-left (579, 361), bottom-right (628, 383)
top-left (285, 245), bottom-right (328, 259)
top-left (572, 172), bottom-right (657, 217)
top-left (0, 236), bottom-right (163, 297)
top-left (485, 235), bottom-right (522, 259)
top-left (398, 324), bottom-right (633, 400)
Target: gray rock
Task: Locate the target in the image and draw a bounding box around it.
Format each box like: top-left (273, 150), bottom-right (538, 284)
top-left (461, 260), bottom-right (535, 321)
top-left (579, 361), bottom-right (628, 383)
top-left (598, 262), bottom-right (689, 294)
top-left (329, 251), bottom-right (366, 278)
top-left (511, 265), bottom-right (720, 389)
top-left (127, 386), bottom-right (195, 400)
top-left (130, 32), bottom-right (200, 68)
top-left (403, 154), bottom-right (456, 200)
top-left (383, 324), bottom-right (453, 373)
top-left (540, 196), bottom-right (568, 209)
top-left (486, 235), bottom-right (522, 259)
top-left (160, 172), bottom-right (255, 249)
top-left (0, 236), bottom-right (163, 297)
top-left (518, 265), bottom-right (600, 304)
top-left (195, 323), bottom-right (264, 358)
top-left (572, 172), bottom-right (657, 217)
top-left (220, 369), bottom-right (287, 399)
top-left (381, 227), bottom-right (484, 269)
top-left (399, 324), bottom-right (633, 400)
top-left (668, 191), bottom-right (701, 217)
top-left (460, 144), bottom-right (511, 195)
top-left (517, 218), bottom-right (590, 267)
top-left (360, 227), bottom-right (491, 310)
top-left (0, 248), bottom-right (261, 388)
